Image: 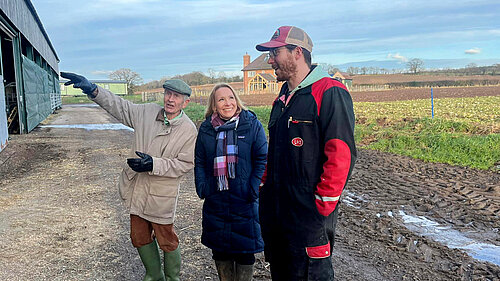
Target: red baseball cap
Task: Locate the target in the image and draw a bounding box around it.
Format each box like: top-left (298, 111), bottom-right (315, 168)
top-left (256, 26), bottom-right (313, 53)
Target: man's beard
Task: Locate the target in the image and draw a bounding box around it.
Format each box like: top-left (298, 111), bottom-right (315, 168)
top-left (274, 55), bottom-right (297, 82)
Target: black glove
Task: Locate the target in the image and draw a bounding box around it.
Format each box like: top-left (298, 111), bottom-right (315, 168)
top-left (127, 151), bottom-right (153, 173)
top-left (60, 72), bottom-right (97, 97)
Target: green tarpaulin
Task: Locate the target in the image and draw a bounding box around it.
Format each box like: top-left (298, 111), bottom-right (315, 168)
top-left (22, 56), bottom-right (52, 132)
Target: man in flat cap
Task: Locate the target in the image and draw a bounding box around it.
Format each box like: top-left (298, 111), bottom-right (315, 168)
top-left (61, 72), bottom-right (197, 281)
top-left (255, 26), bottom-right (357, 280)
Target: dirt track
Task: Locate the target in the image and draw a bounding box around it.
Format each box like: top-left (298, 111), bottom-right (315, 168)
top-left (0, 104), bottom-right (499, 280)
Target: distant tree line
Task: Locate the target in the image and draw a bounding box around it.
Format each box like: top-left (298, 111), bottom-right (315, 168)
top-left (323, 61), bottom-right (500, 76)
top-left (318, 63), bottom-right (405, 76)
top-left (344, 66), bottom-right (407, 75)
top-left (138, 70), bottom-right (243, 91)
top-left (355, 79), bottom-right (500, 89)
top-left (422, 63), bottom-right (500, 76)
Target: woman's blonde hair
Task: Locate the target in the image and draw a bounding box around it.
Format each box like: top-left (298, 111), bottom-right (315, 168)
top-left (205, 83), bottom-right (247, 118)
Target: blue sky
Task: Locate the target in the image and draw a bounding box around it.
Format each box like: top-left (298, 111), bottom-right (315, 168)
top-left (31, 0), bottom-right (500, 82)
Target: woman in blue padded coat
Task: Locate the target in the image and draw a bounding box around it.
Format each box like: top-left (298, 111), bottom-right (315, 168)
top-left (195, 83), bottom-right (267, 281)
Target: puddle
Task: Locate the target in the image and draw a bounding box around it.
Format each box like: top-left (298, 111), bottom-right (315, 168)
top-left (63, 104), bottom-right (99, 107)
top-left (399, 210), bottom-right (500, 266)
top-left (39, 124), bottom-right (134, 132)
top-left (342, 191), bottom-right (367, 209)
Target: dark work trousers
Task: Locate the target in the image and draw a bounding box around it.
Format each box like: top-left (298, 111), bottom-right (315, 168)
top-left (212, 250), bottom-right (256, 265)
top-left (264, 206), bottom-right (339, 281)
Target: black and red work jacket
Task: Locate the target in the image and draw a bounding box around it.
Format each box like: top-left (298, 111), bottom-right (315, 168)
top-left (259, 65), bottom-right (357, 246)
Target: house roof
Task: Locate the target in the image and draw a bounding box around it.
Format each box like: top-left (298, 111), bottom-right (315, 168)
top-left (242, 53), bottom-right (273, 71)
top-left (332, 71), bottom-right (353, 80)
top-left (340, 72), bottom-right (353, 80)
top-left (259, 73), bottom-right (277, 82)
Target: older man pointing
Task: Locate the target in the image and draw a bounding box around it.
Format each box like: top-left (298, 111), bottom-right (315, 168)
top-left (61, 72), bottom-right (197, 281)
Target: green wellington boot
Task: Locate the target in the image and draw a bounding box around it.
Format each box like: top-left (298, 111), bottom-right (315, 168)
top-left (164, 247), bottom-right (181, 281)
top-left (137, 240), bottom-right (166, 281)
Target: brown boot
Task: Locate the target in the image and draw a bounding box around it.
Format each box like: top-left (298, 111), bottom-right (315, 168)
top-left (215, 260), bottom-right (234, 281)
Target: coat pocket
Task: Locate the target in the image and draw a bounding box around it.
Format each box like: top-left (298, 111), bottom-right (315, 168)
top-left (119, 167), bottom-right (137, 200)
top-left (287, 114), bottom-right (317, 164)
top-left (143, 180), bottom-right (179, 219)
top-left (305, 241), bottom-right (334, 280)
top-left (305, 241), bottom-right (331, 259)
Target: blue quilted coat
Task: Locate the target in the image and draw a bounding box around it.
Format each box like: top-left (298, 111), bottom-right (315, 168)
top-left (195, 110), bottom-right (267, 253)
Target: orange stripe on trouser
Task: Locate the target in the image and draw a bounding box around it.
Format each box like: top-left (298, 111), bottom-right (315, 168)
top-left (130, 214), bottom-right (179, 252)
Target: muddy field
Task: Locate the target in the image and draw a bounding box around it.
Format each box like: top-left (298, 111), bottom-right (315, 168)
top-left (230, 85), bottom-right (500, 106)
top-left (351, 74), bottom-right (500, 85)
top-left (0, 102), bottom-right (499, 280)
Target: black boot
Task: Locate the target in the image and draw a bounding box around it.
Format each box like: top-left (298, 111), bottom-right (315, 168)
top-left (215, 260), bottom-right (235, 281)
top-left (235, 263), bottom-right (254, 281)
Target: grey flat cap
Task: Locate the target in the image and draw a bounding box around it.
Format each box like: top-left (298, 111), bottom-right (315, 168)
top-left (163, 79), bottom-right (192, 96)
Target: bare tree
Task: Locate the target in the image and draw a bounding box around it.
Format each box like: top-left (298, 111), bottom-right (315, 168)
top-left (207, 69), bottom-right (217, 84)
top-left (346, 66), bottom-right (359, 75)
top-left (324, 64), bottom-right (340, 75)
top-left (108, 68), bottom-right (143, 95)
top-left (407, 58), bottom-right (424, 74)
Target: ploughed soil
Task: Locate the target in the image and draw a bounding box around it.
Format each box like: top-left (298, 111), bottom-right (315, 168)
top-left (227, 85), bottom-right (500, 106)
top-left (0, 103), bottom-right (499, 280)
top-left (350, 74), bottom-right (500, 85)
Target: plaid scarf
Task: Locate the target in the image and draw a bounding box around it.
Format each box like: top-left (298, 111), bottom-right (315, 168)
top-left (211, 113), bottom-right (239, 191)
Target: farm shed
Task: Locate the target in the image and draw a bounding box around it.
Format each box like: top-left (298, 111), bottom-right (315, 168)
top-left (60, 80), bottom-right (128, 96)
top-left (0, 0), bottom-right (60, 152)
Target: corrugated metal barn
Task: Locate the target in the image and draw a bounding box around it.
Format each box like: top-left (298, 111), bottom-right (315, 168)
top-left (0, 0), bottom-right (60, 152)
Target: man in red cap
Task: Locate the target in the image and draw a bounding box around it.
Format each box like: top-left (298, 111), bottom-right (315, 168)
top-left (256, 26), bottom-right (357, 280)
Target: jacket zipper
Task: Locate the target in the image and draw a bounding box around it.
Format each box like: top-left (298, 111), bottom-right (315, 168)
top-left (288, 116), bottom-right (313, 128)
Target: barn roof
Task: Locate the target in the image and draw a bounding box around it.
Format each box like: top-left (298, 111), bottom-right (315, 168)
top-left (0, 0), bottom-right (60, 71)
top-left (60, 79), bottom-right (127, 84)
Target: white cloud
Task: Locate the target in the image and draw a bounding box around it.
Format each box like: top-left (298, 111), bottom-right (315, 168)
top-left (387, 53), bottom-right (408, 62)
top-left (91, 70), bottom-right (113, 76)
top-left (465, 47), bottom-right (481, 54)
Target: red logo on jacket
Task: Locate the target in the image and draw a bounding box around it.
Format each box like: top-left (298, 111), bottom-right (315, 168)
top-left (291, 137), bottom-right (303, 147)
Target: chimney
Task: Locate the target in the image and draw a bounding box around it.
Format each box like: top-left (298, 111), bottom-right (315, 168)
top-left (243, 53), bottom-right (250, 68)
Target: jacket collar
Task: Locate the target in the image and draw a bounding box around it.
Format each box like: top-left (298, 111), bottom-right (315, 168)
top-left (288, 65), bottom-right (330, 96)
top-left (156, 108), bottom-right (184, 126)
top-left (278, 65), bottom-right (330, 106)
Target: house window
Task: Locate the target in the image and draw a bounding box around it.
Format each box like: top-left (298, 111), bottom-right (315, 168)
top-left (248, 71), bottom-right (255, 77)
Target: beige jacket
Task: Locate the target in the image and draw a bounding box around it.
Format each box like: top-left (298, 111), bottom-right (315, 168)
top-left (92, 87), bottom-right (197, 224)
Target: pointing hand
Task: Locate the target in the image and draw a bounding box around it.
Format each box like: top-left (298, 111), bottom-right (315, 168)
top-left (60, 72), bottom-right (97, 97)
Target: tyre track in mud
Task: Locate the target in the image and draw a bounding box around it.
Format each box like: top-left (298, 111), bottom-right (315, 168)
top-left (350, 150), bottom-right (500, 232)
top-left (332, 149), bottom-right (500, 280)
